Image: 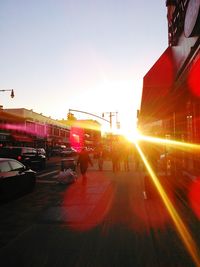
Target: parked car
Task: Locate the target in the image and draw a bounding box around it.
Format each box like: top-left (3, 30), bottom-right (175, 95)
top-left (0, 147), bottom-right (46, 170)
top-left (51, 146), bottom-right (64, 156)
top-left (60, 147), bottom-right (78, 157)
top-left (0, 158), bottom-right (36, 200)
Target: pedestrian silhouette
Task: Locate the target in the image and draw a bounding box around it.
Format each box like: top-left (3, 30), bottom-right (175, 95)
top-left (122, 145), bottom-right (130, 171)
top-left (77, 148), bottom-right (93, 183)
top-left (97, 145), bottom-right (105, 171)
top-left (111, 142), bottom-right (121, 173)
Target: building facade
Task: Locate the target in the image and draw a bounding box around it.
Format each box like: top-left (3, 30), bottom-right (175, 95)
top-left (0, 108), bottom-right (70, 149)
top-left (139, 0), bottom-right (200, 175)
top-left (59, 118), bottom-right (102, 152)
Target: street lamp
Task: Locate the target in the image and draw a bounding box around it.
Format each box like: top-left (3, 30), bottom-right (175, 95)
top-left (0, 89), bottom-right (15, 98)
top-left (68, 109), bottom-right (110, 125)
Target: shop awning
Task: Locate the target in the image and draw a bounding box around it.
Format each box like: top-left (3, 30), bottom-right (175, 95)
top-left (12, 134), bottom-right (33, 142)
top-left (140, 47), bottom-right (176, 124)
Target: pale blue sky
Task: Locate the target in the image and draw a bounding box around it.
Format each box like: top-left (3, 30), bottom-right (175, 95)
top-left (0, 0), bottom-right (168, 130)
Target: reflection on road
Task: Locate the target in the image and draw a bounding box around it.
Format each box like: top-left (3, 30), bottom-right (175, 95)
top-left (61, 172), bottom-right (115, 231)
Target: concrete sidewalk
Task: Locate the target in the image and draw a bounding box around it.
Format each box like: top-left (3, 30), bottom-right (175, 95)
top-left (0, 159), bottom-right (197, 267)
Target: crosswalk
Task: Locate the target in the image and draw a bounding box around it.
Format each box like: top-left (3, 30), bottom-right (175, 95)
top-left (37, 170), bottom-right (58, 178)
top-left (36, 161), bottom-right (111, 184)
top-left (36, 170), bottom-right (59, 183)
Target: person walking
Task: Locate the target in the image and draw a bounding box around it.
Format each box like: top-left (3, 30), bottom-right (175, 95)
top-left (97, 145), bottom-right (105, 171)
top-left (77, 148), bottom-right (93, 182)
top-left (111, 143), bottom-right (120, 173)
top-left (123, 145), bottom-right (130, 172)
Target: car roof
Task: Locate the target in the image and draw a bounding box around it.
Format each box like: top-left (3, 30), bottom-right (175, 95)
top-left (0, 158), bottom-right (18, 161)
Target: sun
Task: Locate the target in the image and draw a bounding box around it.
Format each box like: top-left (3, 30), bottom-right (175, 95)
top-left (123, 128), bottom-right (140, 143)
top-left (118, 124), bottom-right (140, 143)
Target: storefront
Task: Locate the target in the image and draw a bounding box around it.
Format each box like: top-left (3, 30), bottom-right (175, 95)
top-left (139, 0), bottom-right (200, 176)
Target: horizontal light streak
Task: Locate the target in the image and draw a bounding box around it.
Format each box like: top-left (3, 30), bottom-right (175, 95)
top-left (138, 135), bottom-right (200, 151)
top-left (0, 123), bottom-right (47, 137)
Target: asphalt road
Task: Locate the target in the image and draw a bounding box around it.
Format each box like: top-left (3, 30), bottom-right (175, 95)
top-left (0, 157), bottom-right (200, 267)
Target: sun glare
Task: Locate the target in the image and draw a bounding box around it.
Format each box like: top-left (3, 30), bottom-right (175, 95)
top-left (139, 134), bottom-right (200, 151)
top-left (121, 126), bottom-right (140, 143)
top-left (136, 143), bottom-right (200, 266)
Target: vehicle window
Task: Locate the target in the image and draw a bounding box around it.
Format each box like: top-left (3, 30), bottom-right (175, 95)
top-left (0, 161), bottom-right (12, 172)
top-left (23, 148), bottom-right (37, 154)
top-left (11, 148), bottom-right (22, 154)
top-left (0, 147), bottom-right (21, 156)
top-left (9, 160), bottom-right (24, 171)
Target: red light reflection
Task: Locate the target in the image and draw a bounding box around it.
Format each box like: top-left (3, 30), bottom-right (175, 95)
top-left (188, 58), bottom-right (200, 97)
top-left (130, 177), bottom-right (174, 232)
top-left (189, 177), bottom-right (200, 219)
top-left (70, 127), bottom-right (84, 152)
top-left (60, 172), bottom-right (176, 233)
top-left (0, 122), bottom-right (47, 137)
top-left (61, 173), bottom-right (114, 231)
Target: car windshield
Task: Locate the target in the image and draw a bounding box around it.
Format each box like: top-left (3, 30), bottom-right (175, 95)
top-left (9, 160), bottom-right (24, 170)
top-left (0, 160), bottom-right (12, 172)
top-left (22, 148), bottom-right (37, 154)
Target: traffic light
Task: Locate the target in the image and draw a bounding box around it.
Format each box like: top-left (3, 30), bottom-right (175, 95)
top-left (117, 122), bottom-right (120, 129)
top-left (67, 112), bottom-right (72, 120)
top-left (67, 112), bottom-right (76, 120)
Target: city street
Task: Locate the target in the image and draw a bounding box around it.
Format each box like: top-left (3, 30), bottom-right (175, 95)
top-left (0, 156), bottom-right (199, 267)
top-left (1, 1), bottom-right (200, 266)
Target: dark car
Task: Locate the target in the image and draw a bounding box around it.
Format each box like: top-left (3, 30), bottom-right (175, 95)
top-left (51, 146), bottom-right (63, 156)
top-left (0, 158), bottom-right (36, 200)
top-left (0, 146), bottom-right (46, 171)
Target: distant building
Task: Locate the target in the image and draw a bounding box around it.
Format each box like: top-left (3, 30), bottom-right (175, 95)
top-left (59, 118), bottom-right (101, 151)
top-left (1, 108), bottom-right (70, 148)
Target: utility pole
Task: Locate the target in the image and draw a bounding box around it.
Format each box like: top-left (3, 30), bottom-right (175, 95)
top-left (102, 111), bottom-right (119, 129)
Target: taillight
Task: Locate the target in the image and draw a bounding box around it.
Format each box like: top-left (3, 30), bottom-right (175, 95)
top-left (17, 155), bottom-right (22, 161)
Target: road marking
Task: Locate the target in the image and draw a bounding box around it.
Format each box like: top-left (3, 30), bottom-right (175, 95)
top-left (37, 170), bottom-right (58, 178)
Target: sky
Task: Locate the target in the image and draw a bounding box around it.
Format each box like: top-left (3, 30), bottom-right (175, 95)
top-left (0, 0), bottom-right (168, 132)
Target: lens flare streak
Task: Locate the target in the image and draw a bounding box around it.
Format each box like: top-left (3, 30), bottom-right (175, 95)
top-left (139, 135), bottom-right (200, 151)
top-left (135, 143), bottom-right (200, 267)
